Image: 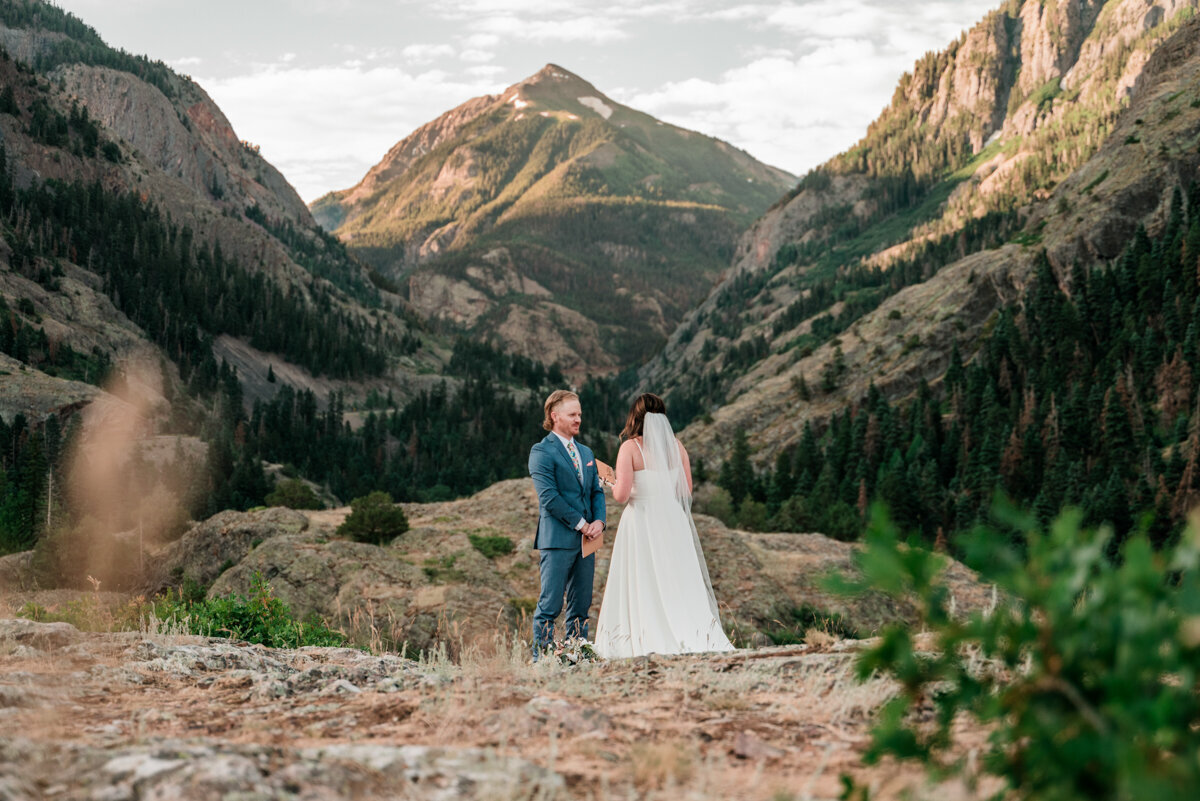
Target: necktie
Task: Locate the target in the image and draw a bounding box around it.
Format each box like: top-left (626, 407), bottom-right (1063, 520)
top-left (566, 440), bottom-right (583, 485)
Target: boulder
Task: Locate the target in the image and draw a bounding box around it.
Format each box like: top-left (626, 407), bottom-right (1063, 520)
top-left (0, 618), bottom-right (80, 650)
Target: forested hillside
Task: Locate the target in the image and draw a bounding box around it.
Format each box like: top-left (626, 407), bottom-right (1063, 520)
top-left (0, 1), bottom-right (435, 555)
top-left (717, 186), bottom-right (1200, 546)
top-left (661, 1), bottom-right (1200, 547)
top-left (646, 0), bottom-right (1200, 433)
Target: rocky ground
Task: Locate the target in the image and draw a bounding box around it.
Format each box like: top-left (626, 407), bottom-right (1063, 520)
top-left (0, 616), bottom-right (990, 801)
top-left (0, 481), bottom-right (999, 799)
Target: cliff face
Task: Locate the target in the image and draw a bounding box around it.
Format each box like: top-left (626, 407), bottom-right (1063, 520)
top-left (642, 0), bottom-right (1200, 467)
top-left (54, 63), bottom-right (313, 228)
top-left (312, 64), bottom-right (795, 377)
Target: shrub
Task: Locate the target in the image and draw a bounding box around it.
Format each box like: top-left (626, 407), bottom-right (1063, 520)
top-left (337, 491), bottom-right (408, 544)
top-left (833, 502), bottom-right (1200, 801)
top-left (762, 603), bottom-right (860, 645)
top-left (155, 572), bottom-right (345, 648)
top-left (265, 478), bottom-right (324, 510)
top-left (693, 485), bottom-right (736, 526)
top-left (422, 554), bottom-right (464, 583)
top-left (736, 499), bottom-right (770, 531)
top-left (468, 533), bottom-right (514, 559)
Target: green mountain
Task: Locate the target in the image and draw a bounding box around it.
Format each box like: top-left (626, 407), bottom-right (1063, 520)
top-left (643, 0), bottom-right (1200, 542)
top-left (312, 64), bottom-right (795, 375)
top-left (0, 0), bottom-right (441, 553)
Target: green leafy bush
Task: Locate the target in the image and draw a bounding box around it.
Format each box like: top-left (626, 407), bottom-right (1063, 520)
top-left (468, 533), bottom-right (513, 559)
top-left (264, 478), bottom-right (324, 510)
top-left (155, 572), bottom-right (345, 648)
top-left (337, 491), bottom-right (408, 544)
top-left (835, 502), bottom-right (1200, 801)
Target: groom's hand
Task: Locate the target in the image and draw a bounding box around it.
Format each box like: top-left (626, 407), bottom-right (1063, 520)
top-left (583, 520), bottom-right (602, 539)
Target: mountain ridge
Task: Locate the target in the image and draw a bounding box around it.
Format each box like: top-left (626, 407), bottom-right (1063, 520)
top-left (312, 63), bottom-right (795, 376)
top-left (643, 0), bottom-right (1200, 467)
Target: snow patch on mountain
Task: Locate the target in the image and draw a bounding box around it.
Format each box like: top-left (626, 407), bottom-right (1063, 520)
top-left (577, 96), bottom-right (612, 119)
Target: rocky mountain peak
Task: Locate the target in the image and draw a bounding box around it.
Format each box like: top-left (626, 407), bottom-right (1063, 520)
top-left (501, 63), bottom-right (615, 120)
top-left (524, 62), bottom-right (588, 87)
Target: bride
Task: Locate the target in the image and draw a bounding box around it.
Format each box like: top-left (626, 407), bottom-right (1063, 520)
top-left (594, 393), bottom-right (735, 658)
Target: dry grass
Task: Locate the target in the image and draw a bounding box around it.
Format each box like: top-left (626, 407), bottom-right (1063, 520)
top-left (629, 741), bottom-right (698, 791)
top-left (0, 598), bottom-right (1001, 801)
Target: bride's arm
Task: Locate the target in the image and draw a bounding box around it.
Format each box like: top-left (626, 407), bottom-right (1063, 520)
top-left (612, 440), bottom-right (635, 504)
top-left (678, 439), bottom-right (693, 495)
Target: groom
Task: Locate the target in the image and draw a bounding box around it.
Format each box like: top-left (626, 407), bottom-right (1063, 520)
top-left (528, 389), bottom-right (606, 658)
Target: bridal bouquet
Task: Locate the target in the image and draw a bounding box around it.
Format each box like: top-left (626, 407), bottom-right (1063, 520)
top-left (555, 637), bottom-right (598, 665)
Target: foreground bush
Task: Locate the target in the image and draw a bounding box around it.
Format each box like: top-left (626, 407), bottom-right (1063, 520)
top-left (155, 572), bottom-right (346, 648)
top-left (337, 491), bottom-right (408, 544)
top-left (836, 503), bottom-right (1200, 801)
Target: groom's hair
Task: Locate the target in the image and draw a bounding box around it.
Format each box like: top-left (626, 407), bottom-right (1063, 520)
top-left (542, 390), bottom-right (580, 431)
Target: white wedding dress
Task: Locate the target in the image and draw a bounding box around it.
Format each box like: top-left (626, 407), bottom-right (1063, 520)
top-left (594, 413), bottom-right (735, 658)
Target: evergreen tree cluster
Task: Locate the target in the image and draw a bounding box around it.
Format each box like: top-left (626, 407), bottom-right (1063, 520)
top-left (0, 294), bottom-right (112, 383)
top-left (722, 184), bottom-right (1200, 549)
top-left (0, 412), bottom-right (58, 552)
top-left (446, 337), bottom-right (565, 389)
top-left (0, 0), bottom-right (179, 98)
top-left (0, 147), bottom-right (389, 381)
top-left (237, 374), bottom-right (625, 507)
top-left (669, 209), bottom-right (1021, 429)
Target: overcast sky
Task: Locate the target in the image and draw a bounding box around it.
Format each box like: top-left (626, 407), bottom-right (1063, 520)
top-left (54, 0), bottom-right (999, 203)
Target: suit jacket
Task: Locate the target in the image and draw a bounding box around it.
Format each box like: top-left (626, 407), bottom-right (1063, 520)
top-left (528, 433), bottom-right (606, 550)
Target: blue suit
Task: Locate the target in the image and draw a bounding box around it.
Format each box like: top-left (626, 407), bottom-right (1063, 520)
top-left (528, 432), bottom-right (606, 654)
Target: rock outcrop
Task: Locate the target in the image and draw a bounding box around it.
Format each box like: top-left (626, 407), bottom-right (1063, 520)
top-left (140, 507), bottom-right (311, 596)
top-left (133, 479), bottom-right (997, 655)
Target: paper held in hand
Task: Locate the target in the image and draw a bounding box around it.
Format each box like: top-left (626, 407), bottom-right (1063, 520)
top-left (582, 527), bottom-right (604, 558)
top-left (582, 460), bottom-right (614, 558)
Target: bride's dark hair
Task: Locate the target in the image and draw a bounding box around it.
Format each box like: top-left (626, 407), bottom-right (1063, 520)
top-left (620, 393), bottom-right (667, 441)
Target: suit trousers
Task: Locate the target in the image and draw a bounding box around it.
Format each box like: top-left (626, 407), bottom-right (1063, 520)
top-left (532, 545), bottom-right (594, 654)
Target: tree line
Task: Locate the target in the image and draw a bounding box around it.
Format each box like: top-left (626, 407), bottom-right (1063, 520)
top-left (718, 183), bottom-right (1200, 550)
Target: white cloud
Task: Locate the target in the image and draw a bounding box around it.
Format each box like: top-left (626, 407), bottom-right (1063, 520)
top-left (197, 64), bottom-right (507, 202)
top-left (619, 0), bottom-right (998, 175)
top-left (435, 0), bottom-right (579, 17)
top-left (169, 56), bottom-right (202, 67)
top-left (465, 64), bottom-right (507, 77)
top-left (459, 49), bottom-right (496, 63)
top-left (621, 40), bottom-right (914, 175)
top-left (462, 33), bottom-right (501, 48)
top-left (473, 14), bottom-right (628, 42)
top-left (401, 43), bottom-right (456, 63)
